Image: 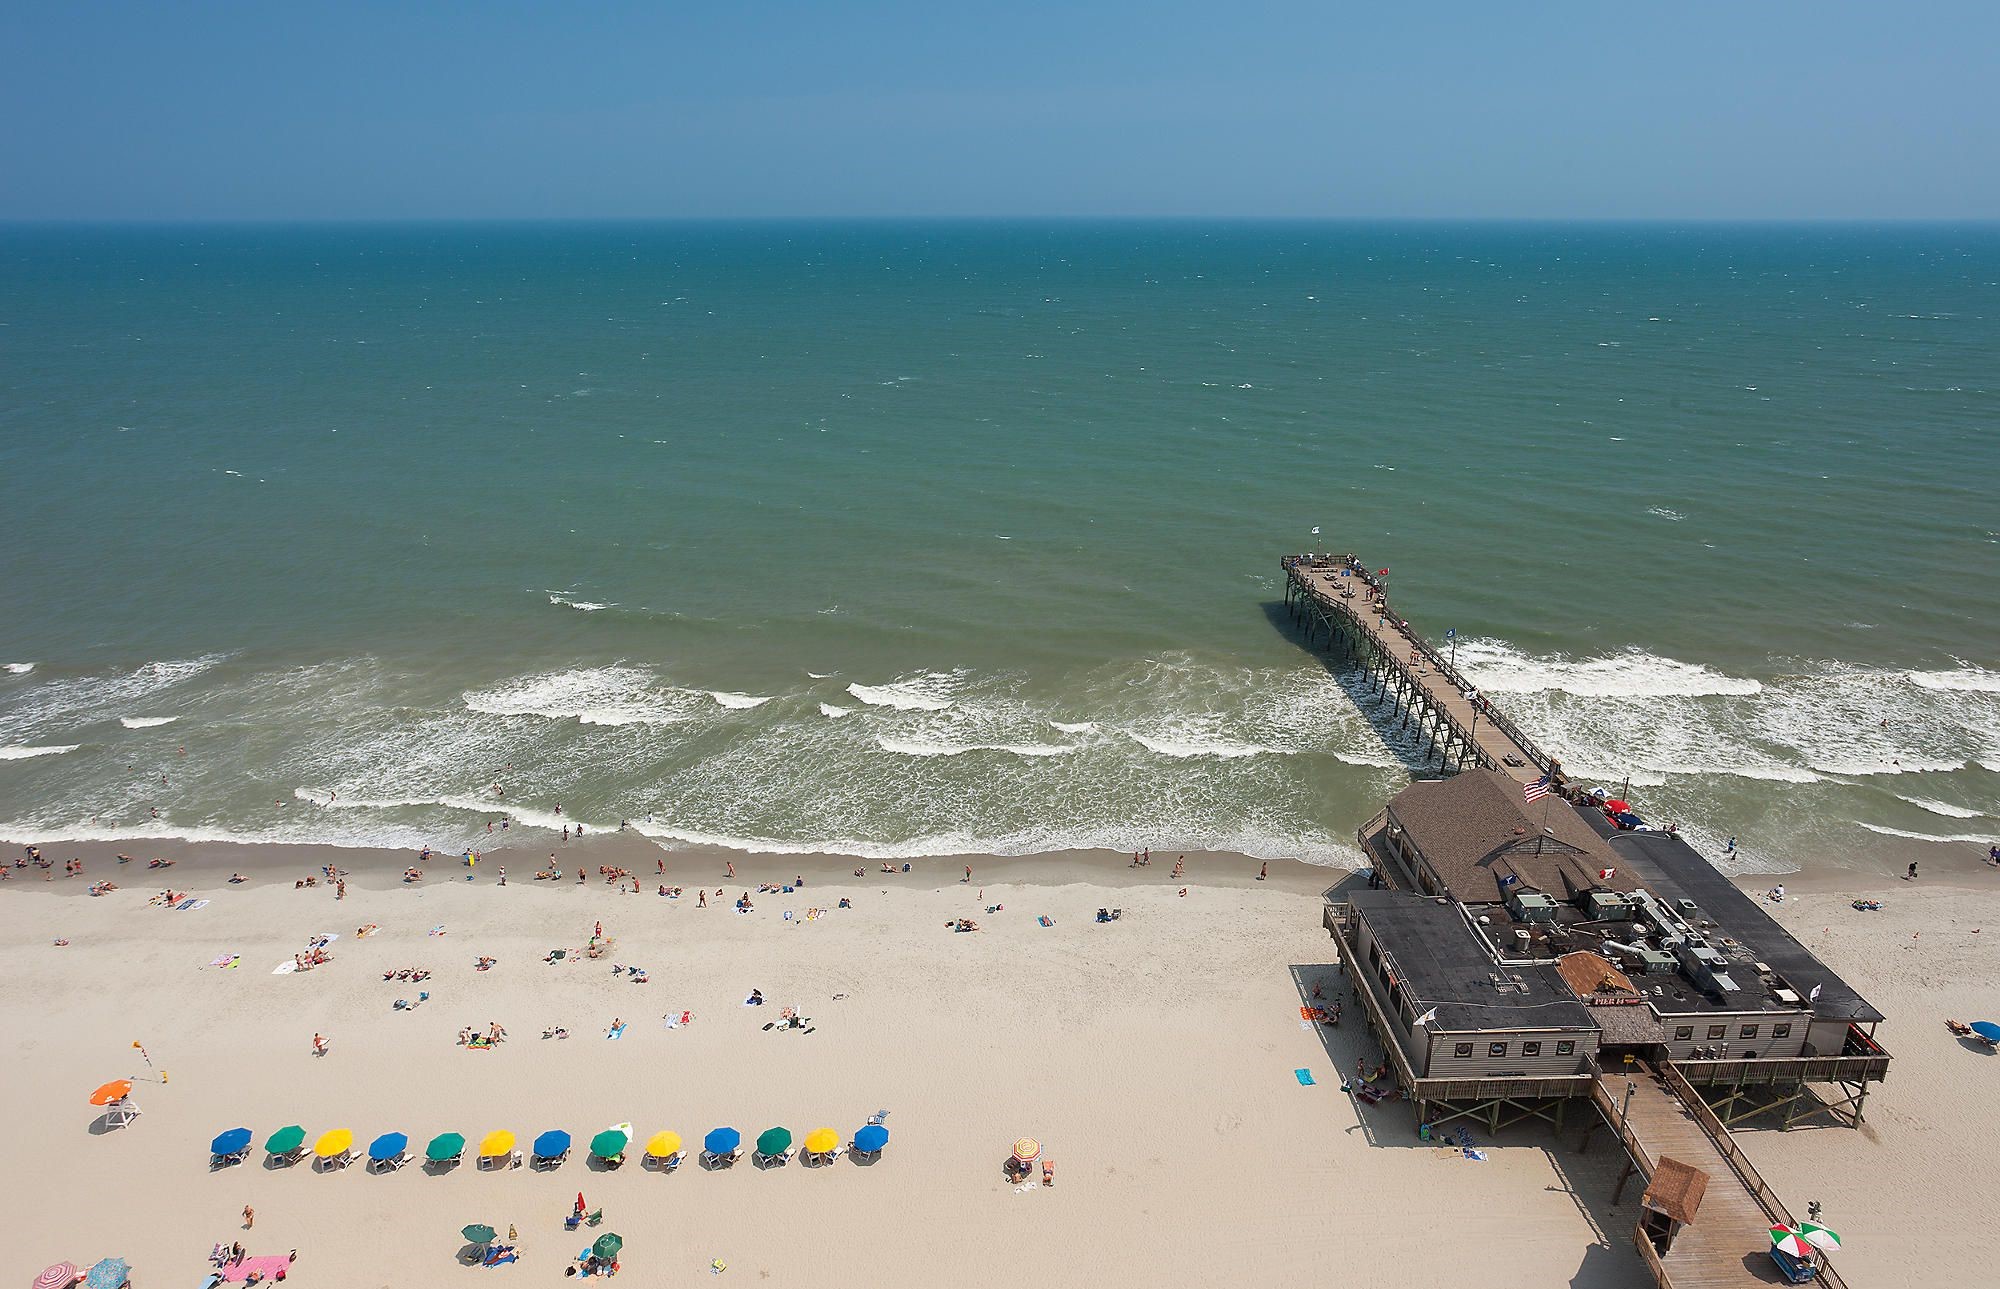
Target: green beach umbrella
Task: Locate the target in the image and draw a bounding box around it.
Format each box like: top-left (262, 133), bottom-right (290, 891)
top-left (591, 1233), bottom-right (623, 1260)
top-left (264, 1124), bottom-right (306, 1154)
top-left (461, 1224), bottom-right (497, 1245)
top-left (589, 1127), bottom-right (629, 1159)
top-left (427, 1131), bottom-right (467, 1162)
top-left (1799, 1222), bottom-right (1842, 1252)
top-left (756, 1127), bottom-right (793, 1157)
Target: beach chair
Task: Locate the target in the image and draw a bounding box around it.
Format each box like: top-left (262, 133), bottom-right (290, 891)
top-left (103, 1098), bottom-right (142, 1128)
top-left (699, 1146), bottom-right (740, 1168)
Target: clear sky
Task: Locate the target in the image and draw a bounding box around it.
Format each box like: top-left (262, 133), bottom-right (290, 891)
top-left (3, 1), bottom-right (1995, 221)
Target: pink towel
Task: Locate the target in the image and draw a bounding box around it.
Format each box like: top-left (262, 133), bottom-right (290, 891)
top-left (221, 1255), bottom-right (290, 1282)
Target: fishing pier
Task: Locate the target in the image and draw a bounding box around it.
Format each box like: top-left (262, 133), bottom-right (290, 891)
top-left (1281, 555), bottom-right (1553, 782)
top-left (1292, 550), bottom-right (1883, 1288)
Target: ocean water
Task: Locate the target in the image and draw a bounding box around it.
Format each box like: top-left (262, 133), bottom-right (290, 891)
top-left (1, 221), bottom-right (1995, 871)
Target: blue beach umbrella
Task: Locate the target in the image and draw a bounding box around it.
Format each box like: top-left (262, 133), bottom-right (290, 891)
top-left (853, 1123), bottom-right (889, 1153)
top-left (704, 1127), bottom-right (741, 1155)
top-left (84, 1259), bottom-right (130, 1289)
top-left (368, 1131), bottom-right (409, 1162)
top-left (211, 1127), bottom-right (253, 1156)
top-left (1971, 1021), bottom-right (2000, 1043)
top-left (533, 1129), bottom-right (572, 1158)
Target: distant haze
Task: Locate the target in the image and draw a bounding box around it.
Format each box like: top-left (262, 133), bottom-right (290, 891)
top-left (2, 1), bottom-right (1997, 221)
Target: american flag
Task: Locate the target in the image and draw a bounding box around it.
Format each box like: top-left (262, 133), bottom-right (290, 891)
top-left (1523, 774), bottom-right (1551, 803)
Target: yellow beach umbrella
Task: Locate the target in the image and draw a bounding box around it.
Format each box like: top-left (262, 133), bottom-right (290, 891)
top-left (803, 1128), bottom-right (839, 1155)
top-left (644, 1130), bottom-right (682, 1158)
top-left (313, 1128), bottom-right (354, 1158)
top-left (479, 1129), bottom-right (515, 1157)
top-left (1012, 1137), bottom-right (1041, 1163)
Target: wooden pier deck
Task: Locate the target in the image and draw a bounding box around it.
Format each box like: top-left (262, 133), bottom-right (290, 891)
top-left (1282, 556), bottom-right (1553, 782)
top-left (1592, 1066), bottom-right (1849, 1289)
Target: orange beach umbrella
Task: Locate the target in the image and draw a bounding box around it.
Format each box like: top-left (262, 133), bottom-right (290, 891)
top-left (88, 1080), bottom-right (133, 1106)
top-left (1012, 1137), bottom-right (1041, 1163)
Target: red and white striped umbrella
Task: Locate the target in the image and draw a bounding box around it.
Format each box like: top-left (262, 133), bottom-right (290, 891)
top-left (1769, 1226), bottom-right (1815, 1259)
top-left (34, 1262), bottom-right (78, 1289)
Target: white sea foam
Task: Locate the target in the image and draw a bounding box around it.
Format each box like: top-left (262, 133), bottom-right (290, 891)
top-left (119, 716), bottom-right (180, 729)
top-left (547, 593), bottom-right (613, 612)
top-left (0, 744), bottom-right (78, 760)
top-left (846, 675), bottom-right (956, 711)
top-left (1454, 640), bottom-right (1762, 698)
top-left (1908, 667), bottom-right (2000, 693)
top-left (875, 737), bottom-right (1073, 759)
top-left (1858, 822), bottom-right (1997, 845)
top-left (1898, 796), bottom-right (1987, 820)
top-left (3, 663), bottom-right (33, 674)
top-left (707, 691), bottom-right (772, 710)
top-left (818, 703), bottom-right (853, 719)
top-left (1123, 731), bottom-right (1275, 760)
top-left (1646, 507), bottom-right (1686, 521)
top-left (463, 667), bottom-right (697, 727)
top-left (1049, 721), bottom-right (1097, 734)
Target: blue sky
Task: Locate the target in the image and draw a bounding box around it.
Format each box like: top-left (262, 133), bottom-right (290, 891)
top-left (2, 1), bottom-right (1994, 220)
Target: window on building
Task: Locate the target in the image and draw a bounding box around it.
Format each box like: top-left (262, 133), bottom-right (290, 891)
top-left (1487, 1042), bottom-right (1508, 1058)
top-left (1556, 1040), bottom-right (1576, 1056)
top-left (1707, 1025), bottom-right (1726, 1041)
top-left (1739, 1024), bottom-right (1759, 1040)
top-left (1454, 1042), bottom-right (1474, 1058)
top-left (1772, 1023), bottom-right (1791, 1039)
top-left (1521, 1041), bottom-right (1542, 1056)
top-left (1674, 1026), bottom-right (1693, 1041)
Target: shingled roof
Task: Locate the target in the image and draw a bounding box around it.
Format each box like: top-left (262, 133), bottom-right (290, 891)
top-left (1384, 770), bottom-right (1631, 904)
top-left (1557, 951), bottom-right (1637, 1000)
top-left (1641, 1156), bottom-right (1710, 1225)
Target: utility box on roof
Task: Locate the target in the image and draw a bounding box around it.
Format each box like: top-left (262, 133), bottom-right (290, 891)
top-left (1508, 891), bottom-right (1557, 923)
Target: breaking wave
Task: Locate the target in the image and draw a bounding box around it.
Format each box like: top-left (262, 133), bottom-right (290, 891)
top-left (0, 744), bottom-right (78, 760)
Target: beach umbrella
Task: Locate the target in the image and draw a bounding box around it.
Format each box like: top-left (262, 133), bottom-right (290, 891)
top-left (1603, 800), bottom-right (1631, 814)
top-left (591, 1234), bottom-right (623, 1260)
top-left (853, 1123), bottom-right (889, 1153)
top-left (87, 1080), bottom-right (132, 1107)
top-left (1799, 1222), bottom-right (1842, 1252)
top-left (590, 1127), bottom-right (630, 1159)
top-left (703, 1127), bottom-right (740, 1155)
top-left (81, 1261), bottom-right (128, 1289)
top-left (265, 1124), bottom-right (306, 1155)
top-left (478, 1130), bottom-right (515, 1158)
top-left (368, 1132), bottom-right (409, 1162)
top-left (1012, 1137), bottom-right (1041, 1163)
top-left (461, 1224), bottom-right (497, 1245)
top-left (210, 1127), bottom-right (253, 1157)
top-left (1769, 1226), bottom-right (1815, 1259)
top-left (803, 1128), bottom-right (839, 1155)
top-left (1970, 1021), bottom-right (2000, 1043)
top-left (756, 1127), bottom-right (792, 1157)
top-left (426, 1131), bottom-right (466, 1162)
top-left (314, 1128), bottom-right (354, 1159)
top-left (32, 1262), bottom-right (77, 1289)
top-left (644, 1130), bottom-right (682, 1159)
top-left (533, 1130), bottom-right (572, 1159)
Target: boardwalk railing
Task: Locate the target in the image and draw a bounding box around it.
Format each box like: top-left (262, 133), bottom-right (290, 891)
top-left (1652, 1063), bottom-right (1851, 1289)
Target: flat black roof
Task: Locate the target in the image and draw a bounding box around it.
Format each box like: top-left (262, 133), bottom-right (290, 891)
top-left (1603, 830), bottom-right (1884, 1025)
top-left (1348, 889), bottom-right (1596, 1033)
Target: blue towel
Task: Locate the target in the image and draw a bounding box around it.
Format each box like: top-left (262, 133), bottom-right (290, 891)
top-left (606, 1024), bottom-right (626, 1040)
top-left (1294, 1068), bottom-right (1316, 1086)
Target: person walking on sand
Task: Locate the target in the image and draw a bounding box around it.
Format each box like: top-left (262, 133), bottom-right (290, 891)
top-left (243, 1205), bottom-right (255, 1229)
top-left (726, 860), bottom-right (736, 878)
top-left (698, 889), bottom-right (707, 908)
top-left (1908, 862), bottom-right (1919, 880)
top-left (1258, 861), bottom-right (1268, 881)
top-left (963, 864), bottom-right (972, 883)
top-left (1172, 856), bottom-right (1185, 879)
top-left (498, 866), bottom-right (506, 886)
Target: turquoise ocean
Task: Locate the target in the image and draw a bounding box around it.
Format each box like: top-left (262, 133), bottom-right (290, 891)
top-left (1, 222), bottom-right (1995, 872)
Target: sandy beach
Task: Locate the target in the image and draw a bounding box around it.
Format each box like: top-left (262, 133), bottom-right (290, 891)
top-left (2, 837), bottom-right (1993, 1286)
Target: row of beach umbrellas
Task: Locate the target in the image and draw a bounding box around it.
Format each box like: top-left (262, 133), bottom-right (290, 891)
top-left (1769, 1222), bottom-right (1842, 1257)
top-left (215, 1122), bottom-right (889, 1165)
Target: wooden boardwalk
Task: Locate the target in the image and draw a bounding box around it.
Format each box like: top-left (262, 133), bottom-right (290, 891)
top-left (1593, 1068), bottom-right (1849, 1289)
top-left (1283, 556), bottom-right (1551, 782)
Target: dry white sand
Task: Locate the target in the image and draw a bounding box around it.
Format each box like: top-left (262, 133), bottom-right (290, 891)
top-left (0, 848), bottom-right (1652, 1288)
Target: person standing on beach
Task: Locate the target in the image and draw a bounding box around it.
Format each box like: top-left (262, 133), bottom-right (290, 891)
top-left (243, 1205), bottom-right (254, 1229)
top-left (726, 860), bottom-right (735, 878)
top-left (1908, 862), bottom-right (1919, 880)
top-left (1258, 861), bottom-right (1268, 881)
top-left (1172, 857), bottom-right (1185, 879)
top-left (498, 866), bottom-right (506, 886)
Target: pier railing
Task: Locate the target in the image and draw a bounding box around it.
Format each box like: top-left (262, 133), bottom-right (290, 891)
top-left (1284, 555), bottom-right (1556, 776)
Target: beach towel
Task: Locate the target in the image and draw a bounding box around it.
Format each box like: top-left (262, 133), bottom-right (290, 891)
top-left (209, 953), bottom-right (239, 968)
top-left (665, 1010), bottom-right (693, 1029)
top-left (428, 925), bottom-right (446, 936)
top-left (272, 960), bottom-right (297, 975)
top-left (1037, 915), bottom-right (1054, 927)
top-left (1462, 1147), bottom-right (1488, 1162)
top-left (711, 1260), bottom-right (727, 1274)
top-left (606, 1024), bottom-right (627, 1040)
top-left (220, 1255), bottom-right (290, 1282)
top-left (177, 898), bottom-right (210, 911)
top-left (1294, 1068), bottom-right (1316, 1086)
